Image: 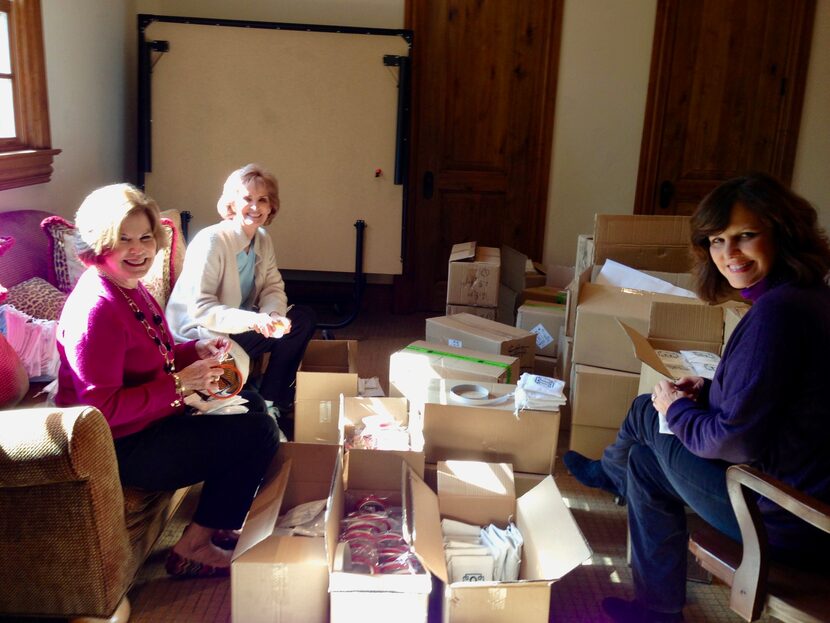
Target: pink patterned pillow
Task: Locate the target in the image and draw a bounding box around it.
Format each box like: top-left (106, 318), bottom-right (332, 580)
top-left (40, 216), bottom-right (86, 293)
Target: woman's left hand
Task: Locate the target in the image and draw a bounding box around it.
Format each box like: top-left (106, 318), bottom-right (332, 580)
top-left (651, 379), bottom-right (694, 414)
top-left (196, 337), bottom-right (231, 360)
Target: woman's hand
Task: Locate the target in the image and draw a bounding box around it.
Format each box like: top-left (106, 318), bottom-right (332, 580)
top-left (249, 312), bottom-right (290, 338)
top-left (177, 358), bottom-right (225, 393)
top-left (195, 337), bottom-right (231, 360)
top-left (268, 312), bottom-right (292, 337)
top-left (651, 378), bottom-right (699, 414)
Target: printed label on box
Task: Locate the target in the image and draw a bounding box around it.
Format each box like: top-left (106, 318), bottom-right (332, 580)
top-left (530, 324), bottom-right (554, 350)
top-left (448, 338), bottom-right (463, 348)
top-left (319, 401), bottom-right (332, 423)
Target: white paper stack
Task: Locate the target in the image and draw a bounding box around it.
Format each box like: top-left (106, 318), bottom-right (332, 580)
top-left (514, 373), bottom-right (567, 413)
top-left (440, 518), bottom-right (523, 583)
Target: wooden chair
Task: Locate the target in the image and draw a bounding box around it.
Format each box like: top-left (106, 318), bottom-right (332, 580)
top-left (688, 464), bottom-right (830, 623)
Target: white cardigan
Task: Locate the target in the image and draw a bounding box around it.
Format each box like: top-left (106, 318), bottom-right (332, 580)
top-left (166, 220), bottom-right (288, 381)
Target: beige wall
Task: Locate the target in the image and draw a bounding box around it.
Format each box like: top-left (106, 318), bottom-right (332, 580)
top-left (544, 0), bottom-right (830, 267)
top-left (0, 0), bottom-right (135, 218)
top-left (1, 0), bottom-right (828, 269)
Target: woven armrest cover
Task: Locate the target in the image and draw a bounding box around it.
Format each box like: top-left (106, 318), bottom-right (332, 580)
top-left (0, 406), bottom-right (134, 617)
top-left (0, 406), bottom-right (120, 488)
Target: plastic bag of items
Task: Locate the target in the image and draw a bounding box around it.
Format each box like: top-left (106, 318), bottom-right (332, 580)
top-left (441, 518), bottom-right (523, 582)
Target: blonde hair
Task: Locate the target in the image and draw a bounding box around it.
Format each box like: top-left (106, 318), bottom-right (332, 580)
top-left (216, 163), bottom-right (280, 225)
top-left (74, 183), bottom-right (166, 265)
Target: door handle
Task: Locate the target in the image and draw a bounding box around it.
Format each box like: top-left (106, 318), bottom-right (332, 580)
top-left (423, 170), bottom-right (434, 199)
top-left (658, 180), bottom-right (675, 210)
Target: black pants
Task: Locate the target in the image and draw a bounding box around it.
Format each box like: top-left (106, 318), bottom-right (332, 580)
top-left (113, 390), bottom-right (279, 530)
top-left (233, 304), bottom-right (316, 406)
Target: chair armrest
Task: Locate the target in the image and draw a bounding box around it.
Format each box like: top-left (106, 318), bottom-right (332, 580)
top-left (0, 405), bottom-right (121, 489)
top-left (725, 464), bottom-right (830, 621)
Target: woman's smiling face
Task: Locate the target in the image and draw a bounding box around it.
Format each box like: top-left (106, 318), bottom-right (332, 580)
top-left (708, 202), bottom-right (776, 290)
top-left (99, 210), bottom-right (157, 287)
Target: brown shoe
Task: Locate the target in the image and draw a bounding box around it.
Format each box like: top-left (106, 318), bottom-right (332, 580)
top-left (165, 550), bottom-right (230, 578)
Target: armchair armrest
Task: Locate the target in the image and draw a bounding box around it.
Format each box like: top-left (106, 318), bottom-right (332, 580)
top-left (725, 464), bottom-right (830, 621)
top-left (0, 406), bottom-right (134, 617)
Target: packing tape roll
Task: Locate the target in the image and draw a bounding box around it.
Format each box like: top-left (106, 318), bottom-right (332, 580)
top-left (449, 383), bottom-right (514, 406)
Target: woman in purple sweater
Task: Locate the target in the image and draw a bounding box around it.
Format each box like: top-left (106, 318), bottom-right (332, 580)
top-left (564, 173), bottom-right (830, 622)
top-left (55, 184), bottom-right (279, 578)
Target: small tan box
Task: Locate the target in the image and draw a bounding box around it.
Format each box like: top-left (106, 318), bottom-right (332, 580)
top-left (447, 242), bottom-right (500, 308)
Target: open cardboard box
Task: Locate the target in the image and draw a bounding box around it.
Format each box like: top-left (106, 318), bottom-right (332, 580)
top-left (566, 214), bottom-right (693, 336)
top-left (412, 378), bottom-right (560, 475)
top-left (426, 313), bottom-right (536, 371)
top-left (326, 452), bottom-right (434, 623)
top-left (422, 460), bottom-right (593, 622)
top-left (232, 442), bottom-right (340, 623)
top-left (572, 281), bottom-right (705, 373)
top-left (389, 340), bottom-right (520, 398)
top-left (341, 395), bottom-right (426, 479)
top-left (295, 339), bottom-right (359, 443)
top-left (617, 301), bottom-right (726, 396)
top-left (447, 242), bottom-right (501, 308)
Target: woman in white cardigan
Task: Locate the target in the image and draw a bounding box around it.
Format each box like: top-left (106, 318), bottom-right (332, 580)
top-left (166, 164), bottom-right (316, 430)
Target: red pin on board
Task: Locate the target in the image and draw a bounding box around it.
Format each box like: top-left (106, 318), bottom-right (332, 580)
top-left (375, 168), bottom-right (383, 177)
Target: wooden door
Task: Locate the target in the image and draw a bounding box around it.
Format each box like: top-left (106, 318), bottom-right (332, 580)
top-left (399, 0), bottom-right (563, 311)
top-left (635, 0), bottom-right (815, 215)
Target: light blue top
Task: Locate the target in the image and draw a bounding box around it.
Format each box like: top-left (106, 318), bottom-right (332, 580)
top-left (236, 240), bottom-right (256, 310)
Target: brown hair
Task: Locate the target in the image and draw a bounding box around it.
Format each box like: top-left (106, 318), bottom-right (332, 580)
top-left (74, 184), bottom-right (166, 265)
top-left (690, 172), bottom-right (830, 303)
top-left (216, 163), bottom-right (280, 225)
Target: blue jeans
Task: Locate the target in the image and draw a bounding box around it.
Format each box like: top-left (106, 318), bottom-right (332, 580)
top-left (600, 394), bottom-right (740, 613)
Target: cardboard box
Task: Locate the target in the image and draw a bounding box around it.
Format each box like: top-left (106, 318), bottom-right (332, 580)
top-left (555, 326), bottom-right (573, 389)
top-left (389, 340), bottom-right (520, 398)
top-left (447, 242), bottom-right (501, 308)
top-left (618, 301), bottom-right (726, 396)
top-left (573, 282), bottom-right (704, 373)
top-left (424, 460), bottom-right (592, 623)
top-left (426, 313), bottom-right (536, 371)
top-left (533, 355), bottom-right (557, 378)
top-left (446, 304), bottom-right (496, 320)
top-left (567, 214), bottom-right (692, 337)
top-left (415, 378), bottom-right (560, 475)
top-left (516, 301), bottom-right (567, 356)
top-left (592, 214), bottom-right (693, 273)
top-left (341, 396), bottom-right (426, 479)
top-left (327, 453), bottom-right (434, 623)
top-left (571, 364), bottom-right (640, 429)
top-left (569, 424), bottom-right (620, 460)
top-left (232, 442), bottom-right (339, 623)
top-left (295, 340), bottom-right (359, 443)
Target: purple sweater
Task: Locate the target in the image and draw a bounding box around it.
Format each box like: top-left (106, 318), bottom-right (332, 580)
top-left (667, 278), bottom-right (830, 544)
top-left (55, 269), bottom-right (200, 438)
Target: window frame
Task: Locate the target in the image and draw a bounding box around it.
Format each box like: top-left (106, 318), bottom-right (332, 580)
top-left (0, 0), bottom-right (60, 191)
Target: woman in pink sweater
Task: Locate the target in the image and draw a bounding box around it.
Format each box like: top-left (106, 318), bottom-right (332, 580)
top-left (55, 184), bottom-right (279, 578)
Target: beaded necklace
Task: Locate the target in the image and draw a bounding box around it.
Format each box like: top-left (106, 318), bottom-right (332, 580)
top-left (99, 271), bottom-right (176, 374)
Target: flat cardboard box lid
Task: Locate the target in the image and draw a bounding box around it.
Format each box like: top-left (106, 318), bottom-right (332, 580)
top-left (617, 320), bottom-right (675, 379)
top-left (517, 475), bottom-right (592, 580)
top-left (408, 466), bottom-right (450, 584)
top-left (233, 458), bottom-right (292, 561)
top-left (450, 241), bottom-right (478, 262)
top-left (437, 461), bottom-right (516, 527)
top-left (500, 244), bottom-right (529, 292)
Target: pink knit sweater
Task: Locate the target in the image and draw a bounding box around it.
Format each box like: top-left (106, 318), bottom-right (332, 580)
top-left (55, 269), bottom-right (199, 438)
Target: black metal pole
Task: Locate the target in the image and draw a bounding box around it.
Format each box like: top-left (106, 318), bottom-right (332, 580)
top-left (319, 220), bottom-right (366, 337)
